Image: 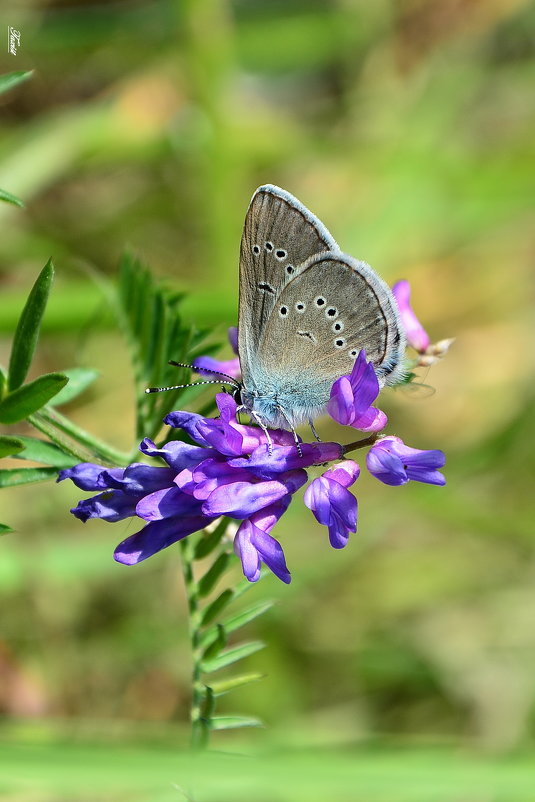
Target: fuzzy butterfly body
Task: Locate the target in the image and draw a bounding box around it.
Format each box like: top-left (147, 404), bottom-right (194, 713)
top-left (238, 185), bottom-right (405, 430)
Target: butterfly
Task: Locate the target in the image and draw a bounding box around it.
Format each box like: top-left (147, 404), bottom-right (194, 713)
top-left (147, 185), bottom-right (405, 444)
top-left (236, 184), bottom-right (405, 435)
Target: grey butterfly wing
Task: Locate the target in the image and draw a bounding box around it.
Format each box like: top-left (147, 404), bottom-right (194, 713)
top-left (253, 252), bottom-right (405, 421)
top-left (238, 185), bottom-right (338, 388)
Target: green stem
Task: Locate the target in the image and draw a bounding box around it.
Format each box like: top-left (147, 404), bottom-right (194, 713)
top-left (34, 407), bottom-right (131, 465)
top-left (180, 535), bottom-right (208, 750)
top-left (342, 432), bottom-right (380, 455)
top-left (27, 413), bottom-right (100, 465)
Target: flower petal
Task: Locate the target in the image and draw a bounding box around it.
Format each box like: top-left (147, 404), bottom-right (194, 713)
top-left (193, 355), bottom-right (241, 380)
top-left (234, 519), bottom-right (291, 584)
top-left (303, 477), bottom-right (332, 526)
top-left (114, 515), bottom-right (209, 565)
top-left (228, 326), bottom-right (239, 355)
top-left (322, 460), bottom-right (360, 488)
top-left (392, 280), bottom-right (430, 353)
top-left (136, 486), bottom-right (204, 521)
top-left (102, 463), bottom-right (176, 495)
top-left (365, 445), bottom-right (408, 486)
top-left (366, 436), bottom-right (445, 486)
top-left (71, 490), bottom-right (138, 522)
top-left (233, 521), bottom-right (261, 582)
top-left (327, 376), bottom-right (356, 426)
top-left (350, 405), bottom-right (388, 433)
top-left (58, 463), bottom-right (121, 491)
top-left (202, 478), bottom-right (290, 519)
top-left (229, 442), bottom-right (343, 478)
top-left (139, 438), bottom-right (214, 470)
top-left (161, 413), bottom-right (211, 447)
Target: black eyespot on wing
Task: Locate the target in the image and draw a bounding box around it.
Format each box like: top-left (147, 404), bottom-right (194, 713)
top-left (286, 264), bottom-right (295, 275)
top-left (326, 307), bottom-right (338, 318)
top-left (315, 296), bottom-right (326, 307)
top-left (258, 283), bottom-right (275, 294)
top-left (265, 241), bottom-right (273, 251)
top-left (297, 331), bottom-right (316, 343)
top-left (279, 305), bottom-right (288, 317)
top-left (275, 249), bottom-right (287, 260)
top-left (253, 244), bottom-right (261, 255)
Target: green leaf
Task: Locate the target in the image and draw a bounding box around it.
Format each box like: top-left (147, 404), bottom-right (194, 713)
top-left (0, 523), bottom-right (14, 535)
top-left (0, 70), bottom-right (33, 95)
top-left (201, 641), bottom-right (265, 674)
top-left (116, 252), bottom-right (210, 441)
top-left (209, 715), bottom-right (263, 731)
top-left (47, 367), bottom-right (99, 406)
top-left (221, 600), bottom-right (275, 634)
top-left (0, 368), bottom-right (6, 401)
top-left (203, 686), bottom-right (215, 722)
top-left (200, 589), bottom-right (234, 627)
top-left (201, 625), bottom-right (227, 663)
top-left (197, 552), bottom-right (230, 598)
top-left (0, 188), bottom-right (24, 208)
top-left (9, 436), bottom-right (77, 468)
top-left (200, 599), bottom-right (274, 650)
top-left (8, 260), bottom-right (55, 391)
top-left (0, 435), bottom-right (24, 459)
top-left (194, 517), bottom-right (229, 560)
top-left (209, 673), bottom-right (265, 697)
top-left (0, 467), bottom-right (59, 488)
top-left (0, 372), bottom-right (69, 423)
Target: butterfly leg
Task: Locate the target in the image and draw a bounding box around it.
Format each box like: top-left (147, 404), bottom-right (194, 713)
top-left (235, 403), bottom-right (246, 425)
top-left (276, 405), bottom-right (303, 457)
top-left (308, 419), bottom-right (321, 442)
top-left (248, 409), bottom-right (274, 455)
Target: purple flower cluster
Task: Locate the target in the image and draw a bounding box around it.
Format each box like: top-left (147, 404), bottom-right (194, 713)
top-left (59, 393), bottom-right (344, 583)
top-left (61, 283), bottom-right (447, 584)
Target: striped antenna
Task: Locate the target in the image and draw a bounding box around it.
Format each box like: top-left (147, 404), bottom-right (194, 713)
top-left (145, 379), bottom-right (236, 394)
top-left (145, 360), bottom-right (240, 394)
top-left (168, 361), bottom-right (240, 387)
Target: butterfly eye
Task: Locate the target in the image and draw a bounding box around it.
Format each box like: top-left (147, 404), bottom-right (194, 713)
top-left (265, 242), bottom-right (273, 252)
top-left (334, 337), bottom-right (346, 349)
top-left (326, 307), bottom-right (338, 319)
top-left (295, 302), bottom-right (306, 313)
top-left (314, 296), bottom-right (326, 307)
top-left (279, 305), bottom-right (288, 317)
top-left (275, 249), bottom-right (287, 260)
top-left (286, 264), bottom-right (295, 275)
top-left (252, 244), bottom-right (261, 255)
top-left (332, 321), bottom-right (344, 333)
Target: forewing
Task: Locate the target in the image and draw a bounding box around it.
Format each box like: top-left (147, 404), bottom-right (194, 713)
top-left (256, 252), bottom-right (405, 388)
top-left (238, 185), bottom-right (338, 386)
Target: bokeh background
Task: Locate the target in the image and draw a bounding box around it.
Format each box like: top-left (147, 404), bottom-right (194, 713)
top-left (1, 0), bottom-right (534, 799)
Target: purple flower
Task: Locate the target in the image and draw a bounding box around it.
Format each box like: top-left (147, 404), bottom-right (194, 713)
top-left (234, 500), bottom-right (292, 584)
top-left (193, 326), bottom-right (241, 380)
top-left (366, 436), bottom-right (445, 486)
top-left (304, 460), bottom-right (360, 549)
top-left (327, 350), bottom-right (387, 432)
top-left (392, 280), bottom-right (430, 353)
top-left (60, 393), bottom-right (312, 583)
top-left (61, 320), bottom-right (447, 583)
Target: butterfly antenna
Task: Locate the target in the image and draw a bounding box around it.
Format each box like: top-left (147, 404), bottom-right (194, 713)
top-left (168, 360), bottom-right (240, 387)
top-left (145, 379), bottom-right (237, 395)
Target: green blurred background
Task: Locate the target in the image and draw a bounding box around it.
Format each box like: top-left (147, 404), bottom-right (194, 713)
top-left (1, 0), bottom-right (534, 799)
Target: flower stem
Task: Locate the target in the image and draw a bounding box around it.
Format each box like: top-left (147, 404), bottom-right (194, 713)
top-left (27, 412), bottom-right (99, 464)
top-left (342, 433), bottom-right (380, 454)
top-left (32, 407), bottom-right (131, 465)
top-left (180, 535), bottom-right (208, 750)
